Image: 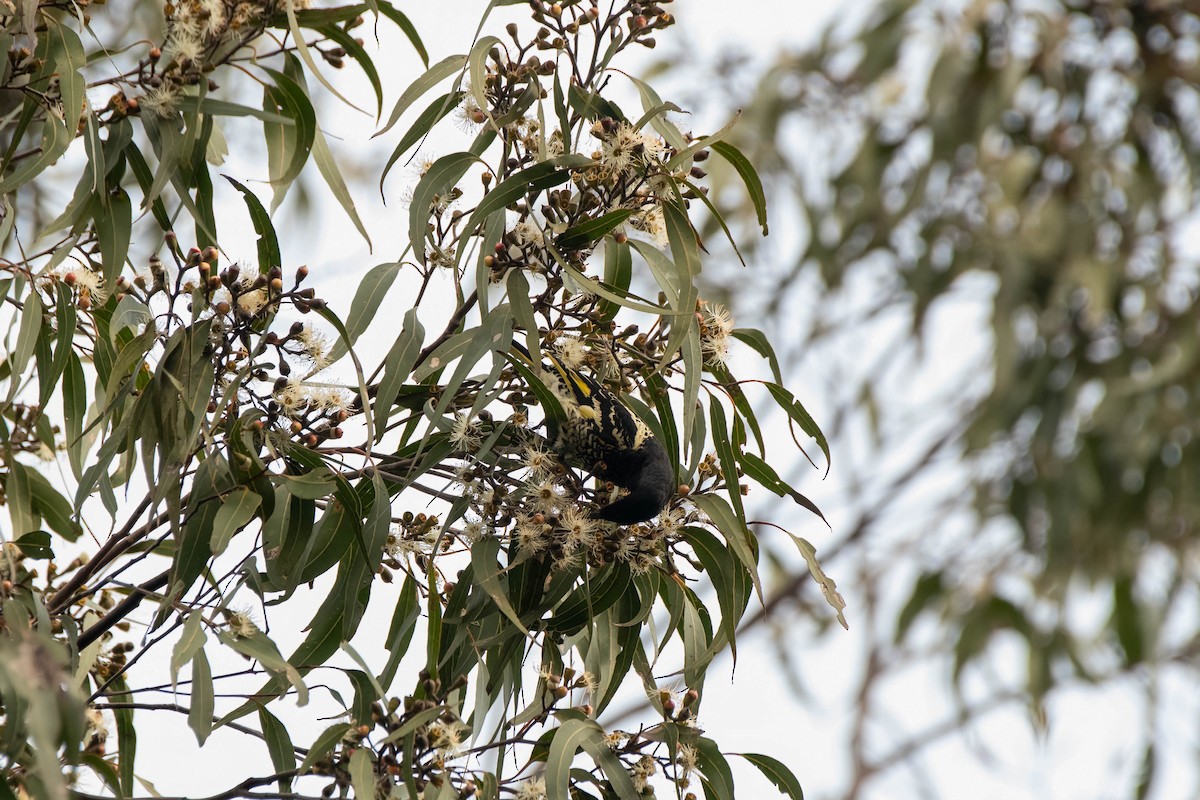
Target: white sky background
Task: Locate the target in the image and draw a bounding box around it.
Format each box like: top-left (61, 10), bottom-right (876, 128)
top-left (34, 0), bottom-right (1196, 798)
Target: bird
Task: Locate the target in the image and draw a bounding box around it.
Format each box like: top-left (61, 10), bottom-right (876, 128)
top-left (510, 338), bottom-right (674, 524)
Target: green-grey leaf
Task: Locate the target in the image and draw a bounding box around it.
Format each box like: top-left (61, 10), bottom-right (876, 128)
top-left (328, 262), bottom-right (401, 363)
top-left (313, 124), bottom-right (371, 247)
top-left (258, 707), bottom-right (296, 792)
top-left (738, 752), bottom-right (803, 799)
top-left (171, 611), bottom-right (207, 688)
top-left (210, 487), bottom-right (262, 555)
top-left (712, 140), bottom-right (768, 235)
top-left (188, 649), bottom-right (214, 744)
top-left (298, 723), bottom-right (352, 775)
top-left (692, 493), bottom-right (762, 603)
top-left (378, 54), bottom-right (465, 136)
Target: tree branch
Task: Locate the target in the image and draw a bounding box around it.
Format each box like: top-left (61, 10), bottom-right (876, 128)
top-left (78, 569), bottom-right (171, 649)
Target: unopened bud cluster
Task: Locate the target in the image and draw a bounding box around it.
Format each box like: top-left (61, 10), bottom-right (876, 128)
top-left (309, 671), bottom-right (477, 797)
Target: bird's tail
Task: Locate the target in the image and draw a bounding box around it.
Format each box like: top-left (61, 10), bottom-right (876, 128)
top-left (509, 338), bottom-right (534, 364)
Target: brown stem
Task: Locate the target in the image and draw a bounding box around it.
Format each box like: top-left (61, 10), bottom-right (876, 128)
top-left (78, 569), bottom-right (171, 649)
top-left (48, 495), bottom-right (156, 614)
top-left (94, 703), bottom-right (309, 756)
top-left (413, 289), bottom-right (480, 371)
top-left (69, 770), bottom-right (302, 800)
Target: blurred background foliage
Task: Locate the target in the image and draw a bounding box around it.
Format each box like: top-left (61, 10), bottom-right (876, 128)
top-left (663, 0), bottom-right (1200, 795)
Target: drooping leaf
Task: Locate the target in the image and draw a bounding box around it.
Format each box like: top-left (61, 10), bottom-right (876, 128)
top-left (225, 177), bottom-right (282, 274)
top-left (188, 649), bottom-right (214, 745)
top-left (711, 140), bottom-right (768, 235)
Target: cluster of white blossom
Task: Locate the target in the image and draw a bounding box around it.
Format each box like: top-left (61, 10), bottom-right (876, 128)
top-left (143, 0), bottom-right (299, 116)
top-left (273, 379), bottom-right (351, 418)
top-left (698, 300), bottom-right (735, 366)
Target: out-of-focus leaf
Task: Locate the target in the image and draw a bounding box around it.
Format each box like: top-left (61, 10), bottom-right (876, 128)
top-left (106, 676), bottom-right (136, 795)
top-left (0, 19), bottom-right (84, 193)
top-left (348, 745), bottom-right (373, 800)
top-left (80, 754), bottom-right (122, 796)
top-left (894, 572), bottom-right (944, 644)
top-left (22, 465), bottom-right (82, 541)
top-left (13, 531), bottom-right (51, 560)
top-left (1112, 575), bottom-right (1144, 667)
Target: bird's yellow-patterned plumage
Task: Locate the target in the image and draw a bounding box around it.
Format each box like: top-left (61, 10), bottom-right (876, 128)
top-left (511, 339), bottom-right (674, 524)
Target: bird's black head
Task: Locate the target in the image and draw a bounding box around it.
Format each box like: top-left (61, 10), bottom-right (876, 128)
top-left (593, 439), bottom-right (675, 524)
